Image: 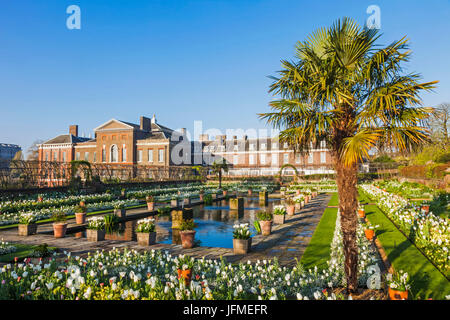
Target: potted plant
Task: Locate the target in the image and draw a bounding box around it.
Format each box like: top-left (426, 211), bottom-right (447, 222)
top-left (179, 219), bottom-right (197, 249)
top-left (293, 195), bottom-right (304, 211)
top-left (222, 186), bottom-right (228, 196)
top-left (86, 216), bottom-right (106, 242)
top-left (146, 195), bottom-right (155, 211)
top-left (421, 202), bottom-right (430, 214)
top-left (273, 205), bottom-right (287, 224)
top-left (79, 199), bottom-right (86, 207)
top-left (199, 189), bottom-right (204, 201)
top-left (74, 204), bottom-right (87, 224)
top-left (113, 202), bottom-right (126, 218)
top-left (358, 205), bottom-right (365, 218)
top-left (170, 196), bottom-right (178, 207)
top-left (175, 254), bottom-right (195, 285)
top-left (362, 221), bottom-right (378, 241)
top-left (232, 223), bottom-right (252, 254)
top-left (257, 211), bottom-right (273, 236)
top-left (203, 193), bottom-right (213, 205)
top-left (135, 217), bottom-right (156, 246)
top-left (18, 213), bottom-right (37, 236)
top-left (52, 210), bottom-right (68, 238)
top-left (386, 270), bottom-right (410, 300)
top-left (248, 188), bottom-right (253, 196)
top-left (285, 197), bottom-right (296, 216)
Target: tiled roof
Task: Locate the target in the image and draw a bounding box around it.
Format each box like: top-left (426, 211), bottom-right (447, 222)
top-left (42, 135), bottom-right (91, 145)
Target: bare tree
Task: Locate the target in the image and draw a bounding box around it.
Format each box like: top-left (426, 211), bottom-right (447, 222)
top-left (430, 103), bottom-right (450, 146)
top-left (26, 139), bottom-right (43, 160)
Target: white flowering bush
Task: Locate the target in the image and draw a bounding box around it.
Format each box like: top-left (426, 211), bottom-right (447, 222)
top-left (233, 224), bottom-right (251, 240)
top-left (385, 270), bottom-right (411, 292)
top-left (273, 205), bottom-right (286, 215)
top-left (361, 184), bottom-right (449, 276)
top-left (18, 212), bottom-right (35, 225)
top-left (135, 218), bottom-right (156, 233)
top-left (86, 217), bottom-right (105, 231)
top-left (0, 240), bottom-right (16, 256)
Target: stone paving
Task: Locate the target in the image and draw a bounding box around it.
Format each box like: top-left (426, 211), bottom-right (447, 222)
top-left (0, 194), bottom-right (330, 267)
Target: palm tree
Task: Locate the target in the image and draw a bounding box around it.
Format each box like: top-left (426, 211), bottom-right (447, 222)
top-left (211, 159), bottom-right (229, 188)
top-left (259, 18), bottom-right (437, 293)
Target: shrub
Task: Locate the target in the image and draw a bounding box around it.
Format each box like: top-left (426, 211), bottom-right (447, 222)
top-left (180, 219), bottom-right (197, 231)
top-left (256, 211), bottom-right (273, 221)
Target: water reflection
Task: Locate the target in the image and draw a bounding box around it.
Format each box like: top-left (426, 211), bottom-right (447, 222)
top-left (70, 197), bottom-right (283, 249)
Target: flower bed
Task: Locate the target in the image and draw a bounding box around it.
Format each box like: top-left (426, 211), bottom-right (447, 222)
top-left (0, 206), bottom-right (383, 300)
top-left (361, 184), bottom-right (449, 277)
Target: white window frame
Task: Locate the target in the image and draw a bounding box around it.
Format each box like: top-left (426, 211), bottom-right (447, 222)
top-left (137, 150), bottom-right (143, 163)
top-left (233, 155), bottom-right (239, 165)
top-left (249, 154), bottom-right (255, 165)
top-left (320, 152), bottom-right (326, 163)
top-left (283, 153), bottom-right (289, 164)
top-left (260, 154), bottom-right (266, 164)
top-left (158, 149), bottom-right (164, 163)
top-left (148, 149), bottom-right (153, 163)
top-left (308, 152), bottom-right (314, 164)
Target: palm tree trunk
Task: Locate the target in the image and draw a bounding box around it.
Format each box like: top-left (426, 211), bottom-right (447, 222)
top-left (335, 159), bottom-right (359, 293)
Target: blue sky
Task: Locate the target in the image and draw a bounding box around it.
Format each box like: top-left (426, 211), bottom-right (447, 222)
top-left (1, 0), bottom-right (449, 155)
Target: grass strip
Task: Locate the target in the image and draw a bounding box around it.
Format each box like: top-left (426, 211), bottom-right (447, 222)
top-left (300, 194), bottom-right (338, 270)
top-left (0, 244), bottom-right (57, 263)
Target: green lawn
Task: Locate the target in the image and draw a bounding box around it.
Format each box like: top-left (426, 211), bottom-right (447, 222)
top-left (0, 243), bottom-right (57, 263)
top-left (363, 201), bottom-right (450, 300)
top-left (300, 194), bottom-right (338, 270)
top-left (327, 192), bottom-right (339, 206)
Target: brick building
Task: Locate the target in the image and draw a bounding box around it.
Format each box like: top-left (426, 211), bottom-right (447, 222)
top-left (199, 134), bottom-right (333, 176)
top-left (38, 115), bottom-right (188, 167)
top-left (39, 115), bottom-right (333, 177)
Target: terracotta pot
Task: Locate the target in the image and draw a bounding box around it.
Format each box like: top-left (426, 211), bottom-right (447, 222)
top-left (171, 199), bottom-right (178, 207)
top-left (136, 232), bottom-right (156, 246)
top-left (259, 220), bottom-right (272, 236)
top-left (295, 203), bottom-right (301, 211)
top-left (388, 287), bottom-right (408, 300)
top-left (177, 269), bottom-right (192, 285)
top-left (233, 238), bottom-right (252, 254)
top-left (223, 191), bottom-right (228, 196)
top-left (79, 201), bottom-right (86, 207)
top-left (18, 224), bottom-right (37, 236)
top-left (287, 205), bottom-right (295, 216)
top-left (37, 196), bottom-right (43, 202)
top-left (273, 214), bottom-right (285, 224)
top-left (114, 209), bottom-right (126, 218)
top-left (199, 194), bottom-right (204, 201)
top-left (147, 202), bottom-right (155, 211)
top-left (421, 205), bottom-right (430, 214)
top-left (296, 190), bottom-right (301, 195)
top-left (86, 229), bottom-right (106, 242)
top-left (248, 189), bottom-right (253, 196)
top-left (358, 209), bottom-right (365, 218)
top-left (53, 223), bottom-right (67, 238)
top-left (364, 229), bottom-right (375, 241)
top-left (75, 212), bottom-right (86, 224)
top-left (180, 230), bottom-right (196, 248)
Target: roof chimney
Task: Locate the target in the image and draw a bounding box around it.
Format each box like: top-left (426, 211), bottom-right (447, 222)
top-left (69, 125), bottom-right (78, 137)
top-left (140, 116), bottom-right (151, 132)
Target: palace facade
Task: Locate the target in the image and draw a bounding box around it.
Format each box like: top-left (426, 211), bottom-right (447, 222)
top-left (38, 115), bottom-right (333, 177)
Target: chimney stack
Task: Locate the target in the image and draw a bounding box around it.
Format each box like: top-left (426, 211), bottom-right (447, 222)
top-left (69, 125), bottom-right (78, 137)
top-left (140, 116), bottom-right (151, 132)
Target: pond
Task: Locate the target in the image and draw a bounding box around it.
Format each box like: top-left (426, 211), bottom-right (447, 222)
top-left (72, 196), bottom-right (284, 248)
